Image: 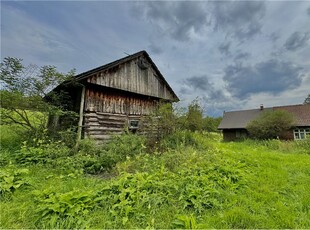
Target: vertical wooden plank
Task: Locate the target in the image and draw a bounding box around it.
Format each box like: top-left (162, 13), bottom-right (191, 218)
top-left (75, 86), bottom-right (85, 147)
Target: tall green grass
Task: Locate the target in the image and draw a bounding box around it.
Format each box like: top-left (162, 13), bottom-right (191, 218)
top-left (0, 129), bottom-right (310, 228)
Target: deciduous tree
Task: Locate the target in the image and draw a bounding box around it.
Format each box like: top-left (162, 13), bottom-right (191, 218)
top-left (246, 110), bottom-right (294, 140)
top-left (0, 57), bottom-right (75, 137)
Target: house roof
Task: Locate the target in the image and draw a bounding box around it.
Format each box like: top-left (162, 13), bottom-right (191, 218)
top-left (218, 104), bottom-right (310, 130)
top-left (74, 50), bottom-right (179, 101)
top-left (274, 104), bottom-right (310, 126)
top-left (218, 108), bottom-right (272, 129)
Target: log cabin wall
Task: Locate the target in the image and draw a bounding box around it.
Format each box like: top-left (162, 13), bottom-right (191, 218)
top-left (83, 86), bottom-right (159, 141)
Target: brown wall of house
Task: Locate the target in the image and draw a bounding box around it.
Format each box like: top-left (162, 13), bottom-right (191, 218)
top-left (279, 130), bottom-right (294, 140)
top-left (222, 129), bottom-right (248, 141)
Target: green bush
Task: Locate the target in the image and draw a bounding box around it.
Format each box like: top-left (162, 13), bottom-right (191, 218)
top-left (14, 139), bottom-right (70, 165)
top-left (97, 151), bottom-right (247, 226)
top-left (33, 189), bottom-right (102, 229)
top-left (0, 167), bottom-right (30, 200)
top-left (247, 110), bottom-right (294, 140)
top-left (73, 134), bottom-right (147, 174)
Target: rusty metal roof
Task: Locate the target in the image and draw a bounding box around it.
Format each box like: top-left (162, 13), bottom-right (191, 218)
top-left (218, 104), bottom-right (310, 129)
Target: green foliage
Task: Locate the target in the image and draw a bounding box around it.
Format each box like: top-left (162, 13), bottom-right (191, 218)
top-left (1, 122), bottom-right (310, 229)
top-left (160, 131), bottom-right (212, 151)
top-left (15, 138), bottom-right (71, 165)
top-left (0, 124), bottom-right (25, 152)
top-left (0, 57), bottom-right (76, 139)
top-left (203, 116), bottom-right (222, 132)
top-left (33, 189), bottom-right (101, 228)
top-left (294, 138), bottom-right (310, 154)
top-left (185, 100), bottom-right (204, 132)
top-left (141, 102), bottom-right (179, 150)
top-left (171, 214), bottom-right (197, 229)
top-left (78, 133), bottom-right (146, 174)
top-left (247, 110), bottom-right (294, 139)
top-left (0, 167), bottom-right (30, 199)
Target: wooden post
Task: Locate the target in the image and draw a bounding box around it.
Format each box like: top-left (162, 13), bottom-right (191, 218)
top-left (75, 86), bottom-right (85, 149)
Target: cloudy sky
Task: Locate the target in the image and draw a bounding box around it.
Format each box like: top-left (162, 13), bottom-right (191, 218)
top-left (1, 1), bottom-right (310, 116)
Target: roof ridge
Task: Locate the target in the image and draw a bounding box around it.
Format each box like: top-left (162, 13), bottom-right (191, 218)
top-left (273, 104), bottom-right (307, 108)
top-left (225, 107), bottom-right (272, 113)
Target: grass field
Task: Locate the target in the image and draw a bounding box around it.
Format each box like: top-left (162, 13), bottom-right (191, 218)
top-left (0, 126), bottom-right (309, 229)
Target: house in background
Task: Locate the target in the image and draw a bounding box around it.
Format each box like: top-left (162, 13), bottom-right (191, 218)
top-left (47, 50), bottom-right (179, 141)
top-left (218, 104), bottom-right (310, 141)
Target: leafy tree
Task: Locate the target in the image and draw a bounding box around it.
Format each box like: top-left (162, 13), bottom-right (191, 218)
top-left (304, 94), bottom-right (310, 104)
top-left (185, 100), bottom-right (204, 132)
top-left (139, 102), bottom-right (178, 151)
top-left (0, 57), bottom-right (75, 137)
top-left (246, 110), bottom-right (294, 140)
top-left (203, 116), bottom-right (222, 132)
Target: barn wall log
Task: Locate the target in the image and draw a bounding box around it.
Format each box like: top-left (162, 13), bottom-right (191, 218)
top-left (84, 111), bottom-right (150, 141)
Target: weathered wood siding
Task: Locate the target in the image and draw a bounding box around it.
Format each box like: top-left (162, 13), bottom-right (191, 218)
top-left (84, 87), bottom-right (158, 115)
top-left (86, 57), bottom-right (175, 101)
top-left (83, 87), bottom-right (159, 141)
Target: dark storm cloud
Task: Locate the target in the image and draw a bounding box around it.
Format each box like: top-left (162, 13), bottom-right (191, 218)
top-left (212, 1), bottom-right (266, 41)
top-left (284, 31), bottom-right (310, 51)
top-left (148, 43), bottom-right (163, 54)
top-left (223, 60), bottom-right (303, 99)
top-left (234, 51), bottom-right (250, 60)
top-left (137, 1), bottom-right (209, 41)
top-left (185, 76), bottom-right (211, 91)
top-left (183, 75), bottom-right (228, 102)
top-left (218, 42), bottom-right (231, 56)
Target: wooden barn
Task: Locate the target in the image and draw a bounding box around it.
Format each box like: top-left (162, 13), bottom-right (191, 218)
top-left (48, 50), bottom-right (179, 141)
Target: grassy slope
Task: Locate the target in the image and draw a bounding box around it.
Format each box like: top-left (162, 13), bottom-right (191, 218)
top-left (0, 130), bottom-right (309, 228)
top-left (206, 140), bottom-right (310, 228)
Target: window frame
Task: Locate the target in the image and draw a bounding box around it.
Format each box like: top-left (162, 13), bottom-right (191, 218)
top-left (128, 120), bottom-right (139, 130)
top-left (294, 128), bottom-right (310, 140)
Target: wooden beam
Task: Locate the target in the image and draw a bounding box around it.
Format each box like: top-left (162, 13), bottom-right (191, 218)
top-left (75, 86), bottom-right (85, 148)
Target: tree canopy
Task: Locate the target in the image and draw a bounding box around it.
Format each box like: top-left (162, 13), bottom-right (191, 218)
top-left (0, 57), bottom-right (75, 135)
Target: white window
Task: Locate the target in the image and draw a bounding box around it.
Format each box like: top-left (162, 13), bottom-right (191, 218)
top-left (294, 128), bottom-right (310, 140)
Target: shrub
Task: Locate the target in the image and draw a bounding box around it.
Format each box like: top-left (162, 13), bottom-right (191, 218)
top-left (185, 100), bottom-right (204, 132)
top-left (247, 110), bottom-right (294, 140)
top-left (14, 139), bottom-right (70, 165)
top-left (0, 167), bottom-right (30, 200)
top-left (33, 189), bottom-right (102, 228)
top-left (73, 134), bottom-right (147, 174)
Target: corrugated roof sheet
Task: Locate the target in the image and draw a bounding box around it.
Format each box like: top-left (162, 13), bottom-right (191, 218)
top-left (218, 104), bottom-right (310, 129)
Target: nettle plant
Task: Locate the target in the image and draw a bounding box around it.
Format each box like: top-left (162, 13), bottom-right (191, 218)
top-left (33, 189), bottom-right (102, 229)
top-left (0, 167), bottom-right (30, 199)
